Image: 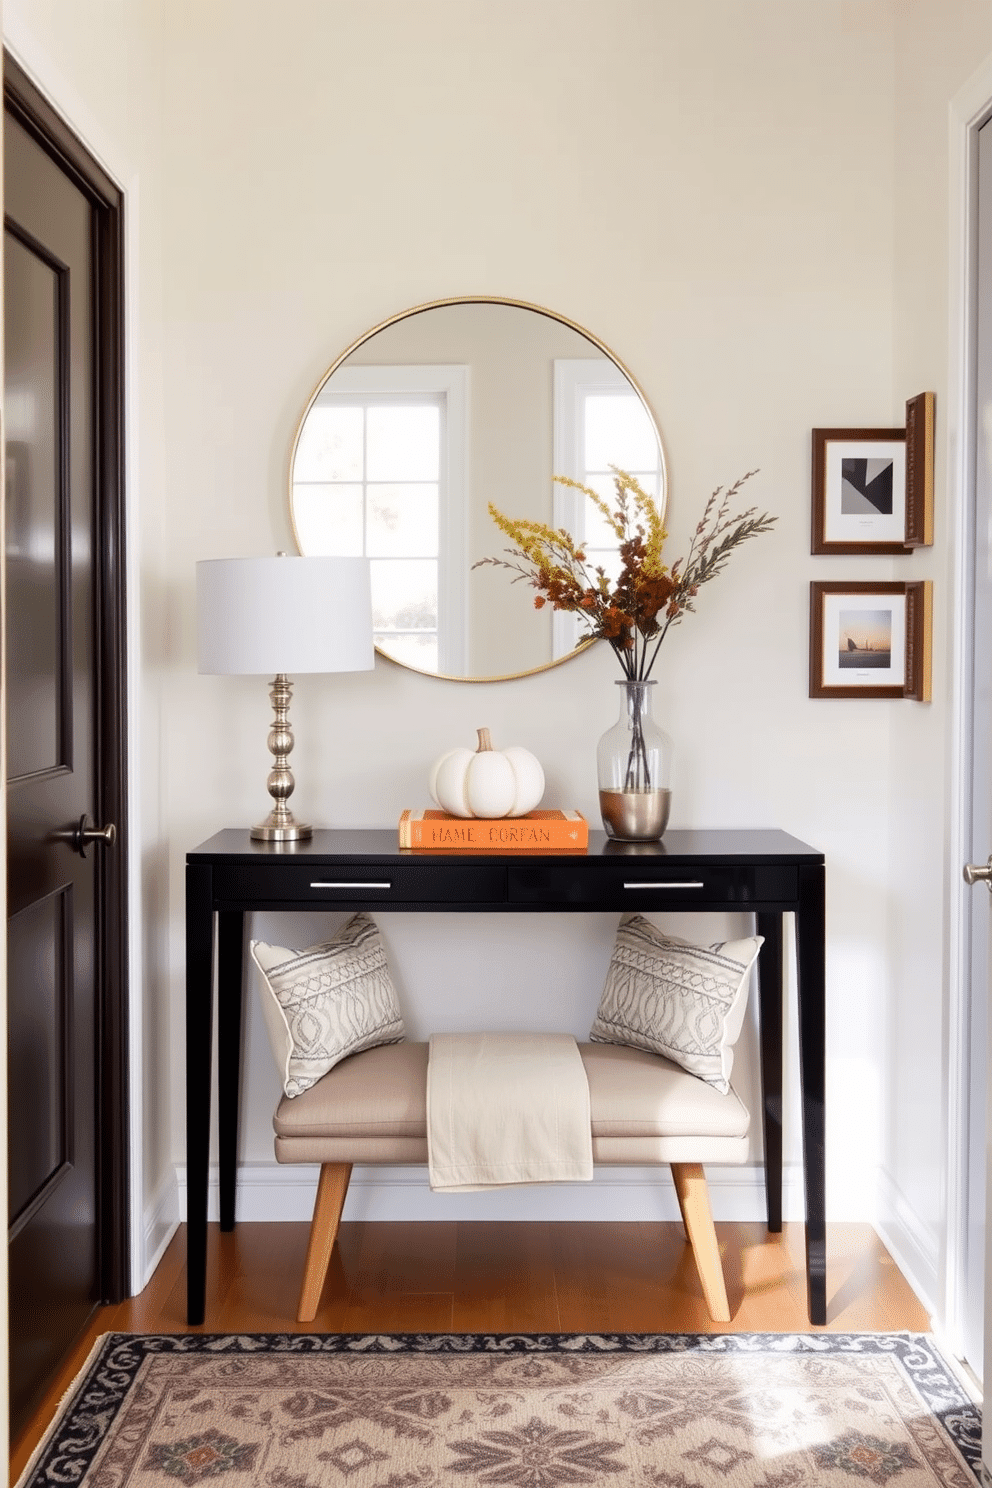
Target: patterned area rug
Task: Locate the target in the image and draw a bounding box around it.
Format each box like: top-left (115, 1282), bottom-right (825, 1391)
top-left (19, 1332), bottom-right (981, 1487)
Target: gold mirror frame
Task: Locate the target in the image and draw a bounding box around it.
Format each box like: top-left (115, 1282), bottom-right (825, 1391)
top-left (289, 295), bottom-right (668, 682)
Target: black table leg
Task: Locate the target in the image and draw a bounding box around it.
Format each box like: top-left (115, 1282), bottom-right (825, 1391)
top-left (796, 863), bottom-right (827, 1325)
top-left (217, 911), bottom-right (246, 1232)
top-left (756, 912), bottom-right (784, 1233)
top-left (185, 863), bottom-right (215, 1325)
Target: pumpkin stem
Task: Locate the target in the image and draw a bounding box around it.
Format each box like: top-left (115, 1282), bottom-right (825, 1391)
top-left (476, 728), bottom-right (493, 752)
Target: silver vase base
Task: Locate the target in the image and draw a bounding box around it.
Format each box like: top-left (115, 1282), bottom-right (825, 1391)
top-left (599, 788), bottom-right (671, 842)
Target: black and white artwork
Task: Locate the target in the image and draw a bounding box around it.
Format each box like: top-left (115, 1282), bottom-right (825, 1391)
top-left (811, 429), bottom-right (908, 554)
top-left (840, 457), bottom-right (894, 516)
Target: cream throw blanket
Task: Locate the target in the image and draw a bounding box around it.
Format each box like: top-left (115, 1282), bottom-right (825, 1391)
top-left (426, 1032), bottom-right (594, 1190)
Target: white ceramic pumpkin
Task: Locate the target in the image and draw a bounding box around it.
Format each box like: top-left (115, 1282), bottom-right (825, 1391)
top-left (429, 728), bottom-right (545, 819)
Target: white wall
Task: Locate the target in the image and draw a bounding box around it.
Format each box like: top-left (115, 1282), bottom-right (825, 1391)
top-left (157, 0), bottom-right (900, 1235)
top-left (6, 0), bottom-right (992, 1323)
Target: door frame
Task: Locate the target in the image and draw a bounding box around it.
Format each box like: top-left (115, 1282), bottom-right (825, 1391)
top-left (3, 52), bottom-right (129, 1303)
top-left (945, 57), bottom-right (992, 1382)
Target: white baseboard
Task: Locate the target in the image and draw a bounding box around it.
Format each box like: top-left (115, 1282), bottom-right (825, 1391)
top-left (149, 1161), bottom-right (934, 1309)
top-left (141, 1168), bottom-right (180, 1292)
top-left (175, 1162), bottom-right (809, 1224)
top-left (874, 1166), bottom-right (940, 1319)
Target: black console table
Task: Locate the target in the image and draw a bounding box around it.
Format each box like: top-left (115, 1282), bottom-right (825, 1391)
top-left (185, 827), bottom-right (826, 1325)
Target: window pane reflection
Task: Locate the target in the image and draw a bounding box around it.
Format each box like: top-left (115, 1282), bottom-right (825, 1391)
top-left (377, 632), bottom-right (439, 673)
top-left (583, 494), bottom-right (619, 550)
top-left (367, 405), bottom-right (440, 482)
top-left (292, 485), bottom-right (363, 555)
top-left (371, 558), bottom-right (437, 632)
top-left (577, 400), bottom-right (663, 586)
top-left (585, 392), bottom-right (658, 472)
top-left (294, 388), bottom-right (445, 664)
top-left (294, 405), bottom-right (364, 482)
top-left (367, 484), bottom-right (439, 557)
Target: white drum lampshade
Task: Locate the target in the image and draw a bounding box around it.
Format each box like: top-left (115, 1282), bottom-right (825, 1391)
top-left (196, 555), bottom-right (374, 841)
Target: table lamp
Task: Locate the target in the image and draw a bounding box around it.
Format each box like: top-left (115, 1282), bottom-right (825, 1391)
top-left (196, 554), bottom-right (374, 842)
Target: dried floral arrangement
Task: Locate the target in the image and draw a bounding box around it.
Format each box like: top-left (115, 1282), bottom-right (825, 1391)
top-left (475, 468), bottom-right (777, 681)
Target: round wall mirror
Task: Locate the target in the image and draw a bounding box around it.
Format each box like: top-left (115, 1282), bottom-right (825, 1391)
top-left (289, 297), bottom-right (667, 681)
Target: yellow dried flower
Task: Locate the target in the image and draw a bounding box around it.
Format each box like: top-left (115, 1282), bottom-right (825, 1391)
top-left (552, 475), bottom-right (626, 540)
top-left (474, 469), bottom-right (775, 681)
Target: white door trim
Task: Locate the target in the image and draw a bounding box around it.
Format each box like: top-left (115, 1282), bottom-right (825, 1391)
top-left (944, 51), bottom-right (992, 1370)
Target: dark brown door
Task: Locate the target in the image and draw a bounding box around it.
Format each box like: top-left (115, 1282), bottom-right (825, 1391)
top-left (4, 59), bottom-right (128, 1431)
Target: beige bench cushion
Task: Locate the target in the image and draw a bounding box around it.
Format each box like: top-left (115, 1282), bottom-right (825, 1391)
top-left (273, 1039), bottom-right (749, 1167)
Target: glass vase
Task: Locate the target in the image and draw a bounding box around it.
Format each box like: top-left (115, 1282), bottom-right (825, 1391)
top-left (597, 679), bottom-right (672, 841)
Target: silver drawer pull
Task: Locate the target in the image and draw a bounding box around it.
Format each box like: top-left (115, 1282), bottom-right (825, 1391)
top-left (624, 881), bottom-right (705, 890)
top-left (310, 881), bottom-right (392, 890)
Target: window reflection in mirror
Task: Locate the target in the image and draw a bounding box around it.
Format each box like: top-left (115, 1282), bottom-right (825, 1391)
top-left (294, 366), bottom-right (466, 673)
top-left (290, 300), bottom-right (665, 681)
top-left (552, 359), bottom-right (663, 660)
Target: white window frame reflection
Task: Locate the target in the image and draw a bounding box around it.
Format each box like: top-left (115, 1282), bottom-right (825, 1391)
top-left (292, 363), bottom-right (469, 675)
top-left (551, 359), bottom-right (663, 662)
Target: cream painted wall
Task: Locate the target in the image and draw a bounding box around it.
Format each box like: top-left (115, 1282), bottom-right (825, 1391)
top-left (6, 0), bottom-right (992, 1326)
top-left (158, 1), bottom-right (899, 1228)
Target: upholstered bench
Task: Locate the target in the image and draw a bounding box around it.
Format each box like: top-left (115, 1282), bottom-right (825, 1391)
top-left (274, 1039), bottom-right (750, 1324)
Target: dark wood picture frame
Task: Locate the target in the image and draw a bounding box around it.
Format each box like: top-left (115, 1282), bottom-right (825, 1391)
top-left (809, 580), bottom-right (932, 700)
top-left (811, 427), bottom-right (907, 555)
top-left (811, 393), bottom-right (935, 555)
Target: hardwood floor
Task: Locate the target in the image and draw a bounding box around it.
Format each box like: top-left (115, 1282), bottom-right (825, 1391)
top-left (10, 1219), bottom-right (929, 1481)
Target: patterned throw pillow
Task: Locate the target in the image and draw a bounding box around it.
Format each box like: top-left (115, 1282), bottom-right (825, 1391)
top-left (250, 913), bottom-right (404, 1098)
top-left (590, 915), bottom-right (762, 1093)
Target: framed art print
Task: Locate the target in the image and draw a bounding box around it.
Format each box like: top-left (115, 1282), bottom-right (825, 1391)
top-left (811, 427), bottom-right (908, 555)
top-left (809, 580), bottom-right (932, 700)
top-left (811, 393), bottom-right (935, 555)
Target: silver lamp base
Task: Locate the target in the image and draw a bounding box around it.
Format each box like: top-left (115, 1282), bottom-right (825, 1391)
top-left (250, 673), bottom-right (312, 843)
top-left (250, 815), bottom-right (312, 843)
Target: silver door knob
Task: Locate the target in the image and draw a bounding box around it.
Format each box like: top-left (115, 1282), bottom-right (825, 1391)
top-left (54, 814), bottom-right (117, 858)
top-left (964, 855), bottom-right (992, 887)
top-left (79, 820), bottom-right (116, 850)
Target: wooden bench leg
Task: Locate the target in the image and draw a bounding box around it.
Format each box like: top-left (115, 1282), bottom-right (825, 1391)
top-left (670, 1162), bottom-right (731, 1323)
top-left (298, 1162), bottom-right (352, 1323)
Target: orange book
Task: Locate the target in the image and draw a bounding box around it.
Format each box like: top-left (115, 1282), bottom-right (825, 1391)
top-left (398, 808), bottom-right (588, 852)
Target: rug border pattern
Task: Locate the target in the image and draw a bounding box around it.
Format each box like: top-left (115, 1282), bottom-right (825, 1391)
top-left (18, 1330), bottom-right (983, 1487)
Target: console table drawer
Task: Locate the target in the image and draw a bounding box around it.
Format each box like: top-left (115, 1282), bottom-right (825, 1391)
top-left (507, 862), bottom-right (797, 908)
top-left (214, 863), bottom-right (507, 906)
